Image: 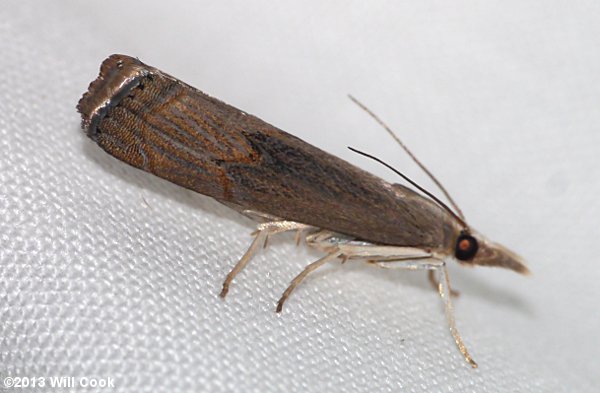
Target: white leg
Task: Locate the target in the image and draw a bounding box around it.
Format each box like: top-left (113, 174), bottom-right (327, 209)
top-left (428, 270), bottom-right (460, 297)
top-left (222, 226), bottom-right (476, 367)
top-left (306, 230), bottom-right (433, 260)
top-left (220, 220), bottom-right (313, 298)
top-left (220, 230), bottom-right (268, 298)
top-left (276, 249), bottom-right (342, 313)
top-left (437, 263), bottom-right (477, 368)
top-left (370, 258), bottom-right (477, 368)
top-left (275, 235), bottom-right (432, 314)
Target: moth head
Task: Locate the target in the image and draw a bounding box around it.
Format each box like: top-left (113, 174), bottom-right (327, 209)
top-left (454, 230), bottom-right (529, 274)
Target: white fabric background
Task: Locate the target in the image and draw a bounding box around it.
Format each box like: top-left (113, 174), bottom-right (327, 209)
top-left (1, 1), bottom-right (598, 392)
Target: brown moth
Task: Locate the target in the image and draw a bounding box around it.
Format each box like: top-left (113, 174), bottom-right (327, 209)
top-left (78, 54), bottom-right (529, 368)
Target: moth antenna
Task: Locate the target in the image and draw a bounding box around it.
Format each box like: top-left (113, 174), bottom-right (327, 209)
top-left (348, 94), bottom-right (466, 223)
top-left (348, 147), bottom-right (468, 230)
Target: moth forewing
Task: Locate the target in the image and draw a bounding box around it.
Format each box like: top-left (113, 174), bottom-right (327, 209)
top-left (79, 54), bottom-right (528, 369)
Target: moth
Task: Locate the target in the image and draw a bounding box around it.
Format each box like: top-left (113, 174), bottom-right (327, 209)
top-left (78, 54), bottom-right (529, 368)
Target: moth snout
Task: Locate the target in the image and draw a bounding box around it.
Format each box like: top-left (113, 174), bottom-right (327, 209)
top-left (456, 232), bottom-right (529, 275)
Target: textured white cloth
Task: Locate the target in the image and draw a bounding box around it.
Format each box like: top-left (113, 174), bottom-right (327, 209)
top-left (1, 1), bottom-right (599, 392)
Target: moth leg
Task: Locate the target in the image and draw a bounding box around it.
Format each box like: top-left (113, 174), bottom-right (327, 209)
top-left (294, 228), bottom-right (307, 246)
top-left (436, 263), bottom-right (477, 368)
top-left (304, 232), bottom-right (475, 366)
top-left (276, 249), bottom-right (343, 313)
top-left (220, 230), bottom-right (268, 298)
top-left (372, 260), bottom-right (460, 297)
top-left (220, 220), bottom-right (312, 298)
top-left (370, 258), bottom-right (477, 368)
top-left (366, 256), bottom-right (432, 269)
top-left (428, 270), bottom-right (460, 297)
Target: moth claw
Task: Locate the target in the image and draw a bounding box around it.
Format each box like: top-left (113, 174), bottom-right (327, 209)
top-left (219, 284), bottom-right (229, 298)
top-left (276, 299), bottom-right (284, 313)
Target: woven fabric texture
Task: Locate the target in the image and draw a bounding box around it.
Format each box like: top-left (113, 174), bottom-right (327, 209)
top-left (1, 1), bottom-right (598, 392)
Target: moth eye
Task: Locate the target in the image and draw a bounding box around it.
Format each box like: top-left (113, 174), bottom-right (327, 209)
top-left (455, 233), bottom-right (478, 261)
